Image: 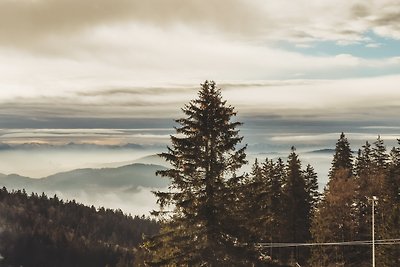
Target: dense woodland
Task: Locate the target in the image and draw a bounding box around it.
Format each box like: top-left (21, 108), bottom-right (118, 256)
top-left (145, 81), bottom-right (400, 266)
top-left (0, 81), bottom-right (399, 266)
top-left (0, 188), bottom-right (159, 267)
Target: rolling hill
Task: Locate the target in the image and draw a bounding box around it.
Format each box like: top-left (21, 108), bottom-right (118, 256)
top-left (0, 163), bottom-right (169, 215)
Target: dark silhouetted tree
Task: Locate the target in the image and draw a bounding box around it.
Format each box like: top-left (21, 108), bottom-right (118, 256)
top-left (329, 132), bottom-right (353, 179)
top-left (147, 81), bottom-right (265, 266)
top-left (282, 147), bottom-right (311, 265)
top-left (303, 164), bottom-right (320, 212)
top-left (311, 133), bottom-right (358, 266)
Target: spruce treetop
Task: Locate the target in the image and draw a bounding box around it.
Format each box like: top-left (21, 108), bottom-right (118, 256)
top-left (329, 132), bottom-right (353, 179)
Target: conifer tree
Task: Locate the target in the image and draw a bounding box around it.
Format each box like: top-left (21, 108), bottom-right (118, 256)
top-left (354, 141), bottom-right (372, 177)
top-left (146, 81), bottom-right (262, 266)
top-left (303, 164), bottom-right (320, 212)
top-left (311, 133), bottom-right (358, 266)
top-left (249, 157), bottom-right (285, 261)
top-left (282, 147), bottom-right (310, 265)
top-left (241, 159), bottom-right (269, 243)
top-left (269, 158), bottom-right (285, 227)
top-left (372, 135), bottom-right (389, 170)
top-left (251, 158), bottom-right (263, 181)
top-left (329, 132), bottom-right (353, 179)
top-left (268, 158), bottom-right (286, 263)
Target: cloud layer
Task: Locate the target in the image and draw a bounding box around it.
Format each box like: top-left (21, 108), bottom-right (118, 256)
top-left (1, 76), bottom-right (400, 125)
top-left (2, 0), bottom-right (400, 46)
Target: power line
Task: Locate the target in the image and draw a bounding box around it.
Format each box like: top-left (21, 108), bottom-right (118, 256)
top-left (257, 238), bottom-right (400, 248)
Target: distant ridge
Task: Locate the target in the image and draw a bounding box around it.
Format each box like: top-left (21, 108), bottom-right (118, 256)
top-left (0, 163), bottom-right (169, 192)
top-left (0, 163), bottom-right (170, 215)
top-left (93, 154), bottom-right (169, 169)
top-left (307, 148), bottom-right (335, 154)
top-left (307, 148), bottom-right (356, 154)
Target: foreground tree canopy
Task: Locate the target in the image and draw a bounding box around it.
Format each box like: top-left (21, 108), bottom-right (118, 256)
top-left (146, 81), bottom-right (261, 266)
top-left (146, 81), bottom-right (400, 267)
top-left (146, 81), bottom-right (319, 266)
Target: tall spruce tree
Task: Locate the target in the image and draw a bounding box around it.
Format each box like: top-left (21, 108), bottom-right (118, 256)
top-left (303, 164), bottom-right (320, 212)
top-left (146, 81), bottom-right (263, 266)
top-left (241, 159), bottom-right (269, 243)
top-left (372, 135), bottom-right (389, 170)
top-left (246, 158), bottom-right (285, 260)
top-left (267, 158), bottom-right (286, 262)
top-left (355, 141), bottom-right (372, 177)
top-left (282, 147), bottom-right (311, 265)
top-left (329, 132), bottom-right (353, 179)
top-left (310, 133), bottom-right (358, 266)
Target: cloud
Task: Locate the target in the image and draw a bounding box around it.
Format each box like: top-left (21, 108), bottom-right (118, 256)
top-left (224, 75), bottom-right (400, 116)
top-left (1, 76), bottom-right (400, 131)
top-left (261, 0), bottom-right (400, 44)
top-left (270, 133), bottom-right (400, 143)
top-left (365, 42), bottom-right (382, 48)
top-left (1, 25), bottom-right (400, 99)
top-left (0, 0), bottom-right (263, 48)
top-left (77, 86), bottom-right (196, 97)
top-left (368, 2), bottom-right (400, 40)
top-left (1, 0), bottom-right (400, 51)
top-left (0, 1), bottom-right (399, 100)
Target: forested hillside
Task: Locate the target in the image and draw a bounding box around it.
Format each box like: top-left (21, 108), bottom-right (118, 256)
top-left (0, 188), bottom-right (159, 267)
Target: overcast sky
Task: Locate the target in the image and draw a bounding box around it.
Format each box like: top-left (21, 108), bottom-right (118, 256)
top-left (1, 0), bottom-right (400, 144)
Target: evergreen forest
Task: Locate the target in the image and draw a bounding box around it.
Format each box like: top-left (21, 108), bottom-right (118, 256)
top-left (145, 81), bottom-right (400, 266)
top-left (0, 188), bottom-right (159, 267)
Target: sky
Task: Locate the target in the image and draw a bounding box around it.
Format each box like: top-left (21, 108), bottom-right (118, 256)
top-left (1, 0), bottom-right (400, 215)
top-left (1, 0), bottom-right (400, 164)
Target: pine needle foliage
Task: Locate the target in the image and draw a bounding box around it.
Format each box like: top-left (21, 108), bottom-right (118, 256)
top-left (146, 81), bottom-right (265, 266)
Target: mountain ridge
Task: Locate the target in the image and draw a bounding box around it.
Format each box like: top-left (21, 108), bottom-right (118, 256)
top-left (0, 163), bottom-right (169, 191)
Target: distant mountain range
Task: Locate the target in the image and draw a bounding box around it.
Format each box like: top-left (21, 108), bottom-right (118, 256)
top-left (306, 148), bottom-right (357, 154)
top-left (0, 163), bottom-right (168, 193)
top-left (306, 148), bottom-right (335, 154)
top-left (96, 154), bottom-right (171, 169)
top-left (0, 162), bottom-right (169, 215)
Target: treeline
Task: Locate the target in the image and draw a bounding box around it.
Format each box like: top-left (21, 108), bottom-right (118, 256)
top-left (242, 133), bottom-right (400, 266)
top-left (239, 148), bottom-right (320, 265)
top-left (144, 81), bottom-right (400, 266)
top-left (0, 188), bottom-right (159, 267)
top-left (311, 134), bottom-right (400, 266)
